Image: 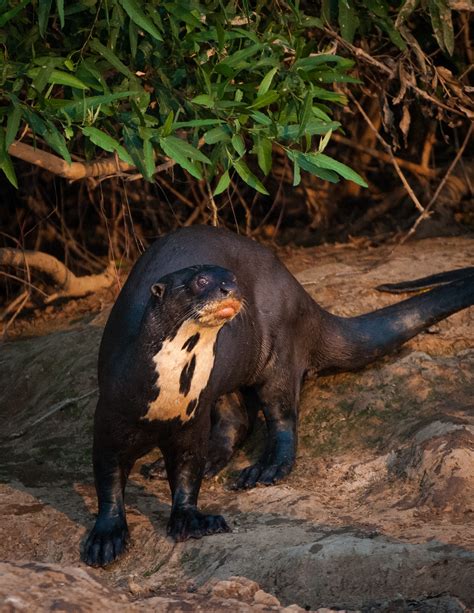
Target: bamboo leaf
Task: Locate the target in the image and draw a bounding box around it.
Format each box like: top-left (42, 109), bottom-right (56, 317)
top-left (249, 90), bottom-right (279, 110)
top-left (338, 0), bottom-right (360, 43)
top-left (162, 136), bottom-right (211, 164)
top-left (256, 135), bottom-right (272, 176)
top-left (56, 0), bottom-right (64, 27)
top-left (298, 91), bottom-right (313, 138)
top-left (231, 134), bottom-right (246, 157)
top-left (204, 125), bottom-right (232, 145)
top-left (59, 91), bottom-right (134, 117)
top-left (233, 159), bottom-right (269, 195)
top-left (287, 150), bottom-right (340, 183)
top-left (6, 105), bottom-right (22, 148)
top-left (159, 136), bottom-right (203, 179)
top-left (161, 111), bottom-right (174, 138)
top-left (119, 0), bottom-right (163, 42)
top-left (191, 94), bottom-right (215, 108)
top-left (43, 119), bottom-right (71, 163)
top-left (82, 127), bottom-right (134, 165)
top-left (143, 134), bottom-right (155, 181)
top-left (310, 152), bottom-right (368, 186)
top-left (89, 39), bottom-right (134, 78)
top-left (257, 67), bottom-right (278, 97)
top-left (27, 68), bottom-right (89, 90)
top-left (0, 0), bottom-right (31, 27)
top-left (123, 125), bottom-right (148, 177)
top-left (38, 0), bottom-right (52, 37)
top-left (293, 157), bottom-right (301, 186)
top-left (0, 129), bottom-right (18, 188)
top-left (213, 170), bottom-right (231, 196)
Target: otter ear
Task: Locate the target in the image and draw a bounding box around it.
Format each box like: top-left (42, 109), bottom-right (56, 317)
top-left (150, 283), bottom-right (165, 298)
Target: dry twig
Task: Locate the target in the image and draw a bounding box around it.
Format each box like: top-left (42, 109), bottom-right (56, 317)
top-left (348, 91), bottom-right (426, 214)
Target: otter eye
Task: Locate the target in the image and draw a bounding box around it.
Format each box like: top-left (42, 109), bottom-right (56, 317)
top-left (197, 276), bottom-right (209, 288)
top-left (150, 283), bottom-right (165, 298)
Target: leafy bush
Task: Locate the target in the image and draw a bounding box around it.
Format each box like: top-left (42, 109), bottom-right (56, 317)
top-left (0, 1), bottom-right (370, 191)
top-left (0, 0), bottom-right (469, 194)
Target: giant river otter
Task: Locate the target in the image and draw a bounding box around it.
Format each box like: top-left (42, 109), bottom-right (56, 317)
top-left (82, 226), bottom-right (474, 567)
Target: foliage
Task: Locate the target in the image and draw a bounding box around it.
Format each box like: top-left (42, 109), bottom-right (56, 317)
top-left (0, 0), bottom-right (367, 192)
top-left (0, 0), bottom-right (470, 193)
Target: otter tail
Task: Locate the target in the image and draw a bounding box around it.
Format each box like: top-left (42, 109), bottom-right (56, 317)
top-left (376, 266), bottom-right (474, 294)
top-left (317, 274), bottom-right (474, 374)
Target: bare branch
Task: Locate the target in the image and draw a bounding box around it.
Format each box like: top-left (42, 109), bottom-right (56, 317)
top-left (8, 141), bottom-right (134, 180)
top-left (0, 248), bottom-right (116, 302)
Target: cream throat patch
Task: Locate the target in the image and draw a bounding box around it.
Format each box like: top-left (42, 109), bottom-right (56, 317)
top-left (142, 319), bottom-right (221, 422)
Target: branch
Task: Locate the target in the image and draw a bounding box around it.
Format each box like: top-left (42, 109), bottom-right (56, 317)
top-left (331, 133), bottom-right (437, 178)
top-left (0, 248), bottom-right (116, 302)
top-left (347, 91), bottom-right (426, 214)
top-left (8, 141), bottom-right (135, 180)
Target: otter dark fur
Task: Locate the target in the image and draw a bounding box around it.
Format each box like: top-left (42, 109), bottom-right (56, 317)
top-left (83, 226), bottom-right (474, 567)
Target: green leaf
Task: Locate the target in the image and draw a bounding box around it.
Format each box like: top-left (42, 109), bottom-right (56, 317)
top-left (162, 136), bottom-right (211, 164)
top-left (213, 170), bottom-right (231, 196)
top-left (89, 39), bottom-right (135, 78)
top-left (0, 129), bottom-right (18, 188)
top-left (172, 119), bottom-right (225, 128)
top-left (38, 0), bottom-right (52, 37)
top-left (123, 125), bottom-right (148, 177)
top-left (82, 127), bottom-right (134, 165)
top-left (251, 111), bottom-right (273, 126)
top-left (256, 135), bottom-right (272, 176)
top-left (159, 136), bottom-right (202, 180)
top-left (6, 105), bottom-right (22, 148)
top-left (293, 54), bottom-right (355, 72)
top-left (287, 150), bottom-right (340, 183)
top-left (257, 67), bottom-right (278, 97)
top-left (338, 0), bottom-right (360, 43)
top-left (249, 90), bottom-right (279, 110)
top-left (298, 91), bottom-right (313, 138)
top-left (216, 44), bottom-right (262, 74)
top-left (43, 119), bottom-right (71, 163)
top-left (58, 92), bottom-right (134, 117)
top-left (143, 134), bottom-right (155, 181)
top-left (233, 159), bottom-right (269, 195)
top-left (119, 0), bottom-right (163, 42)
top-left (56, 0), bottom-right (64, 27)
top-left (191, 94), bottom-right (215, 108)
top-left (310, 152), bottom-right (368, 186)
top-left (27, 68), bottom-right (89, 90)
top-left (0, 0), bottom-right (31, 27)
top-left (231, 134), bottom-right (246, 157)
top-left (278, 119), bottom-right (340, 140)
top-left (293, 157), bottom-right (301, 187)
top-left (161, 111), bottom-right (174, 138)
top-left (204, 125), bottom-right (232, 145)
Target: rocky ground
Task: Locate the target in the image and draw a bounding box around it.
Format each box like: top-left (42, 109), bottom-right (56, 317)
top-left (0, 236), bottom-right (473, 612)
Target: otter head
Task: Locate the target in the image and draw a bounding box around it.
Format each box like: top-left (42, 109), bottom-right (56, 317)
top-left (150, 265), bottom-right (242, 329)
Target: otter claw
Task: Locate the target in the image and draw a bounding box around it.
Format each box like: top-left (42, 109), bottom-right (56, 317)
top-left (233, 460), bottom-right (293, 490)
top-left (82, 517), bottom-right (129, 567)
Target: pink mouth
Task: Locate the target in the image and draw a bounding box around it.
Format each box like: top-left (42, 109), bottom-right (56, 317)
top-left (214, 299), bottom-right (241, 319)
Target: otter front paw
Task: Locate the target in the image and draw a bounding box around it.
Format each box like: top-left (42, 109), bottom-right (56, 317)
top-left (167, 508), bottom-right (230, 542)
top-left (82, 516), bottom-right (129, 567)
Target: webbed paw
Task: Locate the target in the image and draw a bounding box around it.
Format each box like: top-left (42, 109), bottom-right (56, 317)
top-left (233, 458), bottom-right (293, 489)
top-left (167, 507), bottom-right (230, 542)
top-left (82, 516), bottom-right (129, 567)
